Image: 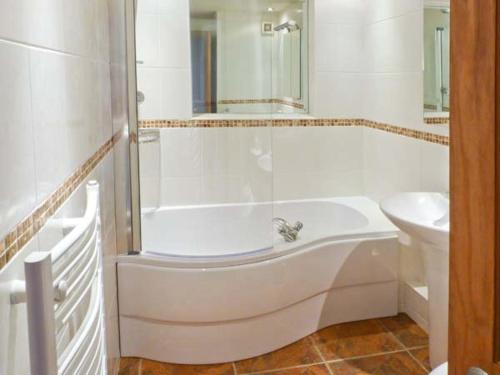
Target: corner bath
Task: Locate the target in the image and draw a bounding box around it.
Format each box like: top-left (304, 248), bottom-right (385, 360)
top-left (117, 197), bottom-right (399, 364)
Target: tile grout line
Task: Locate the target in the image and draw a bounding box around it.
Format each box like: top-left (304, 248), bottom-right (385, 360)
top-left (324, 348), bottom-right (411, 364)
top-left (240, 361), bottom-right (329, 375)
top-left (405, 348), bottom-right (431, 374)
top-left (377, 317), bottom-right (408, 351)
top-left (377, 318), bottom-right (430, 373)
top-left (122, 317), bottom-right (432, 374)
top-left (307, 335), bottom-right (335, 375)
top-left (239, 347), bottom-right (420, 374)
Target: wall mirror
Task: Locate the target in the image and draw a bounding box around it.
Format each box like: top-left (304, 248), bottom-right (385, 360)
top-left (423, 1), bottom-right (450, 121)
top-left (189, 0), bottom-right (308, 115)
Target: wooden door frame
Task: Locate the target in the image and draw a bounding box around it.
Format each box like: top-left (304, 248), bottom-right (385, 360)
top-left (449, 0), bottom-right (500, 373)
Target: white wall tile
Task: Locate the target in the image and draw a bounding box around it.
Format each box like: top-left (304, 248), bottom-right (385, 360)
top-left (272, 127), bottom-right (364, 200)
top-left (160, 68), bottom-right (192, 119)
top-left (157, 0), bottom-right (189, 14)
top-left (29, 50), bottom-right (70, 202)
top-left (363, 128), bottom-right (422, 201)
top-left (365, 10), bottom-right (423, 73)
top-left (313, 72), bottom-right (363, 118)
top-left (0, 0), bottom-right (65, 51)
top-left (162, 129), bottom-right (202, 178)
top-left (162, 177), bottom-right (201, 206)
top-left (137, 0), bottom-right (158, 14)
top-left (96, 0), bottom-right (111, 62)
top-left (136, 14), bottom-right (159, 65)
top-left (314, 0), bottom-right (366, 25)
top-left (363, 72), bottom-right (423, 128)
top-left (274, 169), bottom-right (365, 200)
top-left (137, 67), bottom-right (162, 120)
top-left (366, 0), bottom-right (423, 24)
top-left (158, 12), bottom-right (190, 68)
top-left (30, 51), bottom-right (103, 202)
top-left (420, 142), bottom-right (449, 192)
top-left (141, 177), bottom-right (161, 208)
top-left (62, 0), bottom-right (98, 58)
top-left (0, 42), bottom-right (37, 239)
top-left (140, 141), bottom-right (162, 179)
top-left (315, 23), bottom-right (364, 72)
top-left (0, 238), bottom-right (39, 375)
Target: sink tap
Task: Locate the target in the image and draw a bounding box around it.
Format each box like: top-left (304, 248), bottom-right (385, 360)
top-left (273, 217), bottom-right (303, 242)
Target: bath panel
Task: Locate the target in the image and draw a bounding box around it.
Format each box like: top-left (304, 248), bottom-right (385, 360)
top-left (120, 281), bottom-right (398, 364)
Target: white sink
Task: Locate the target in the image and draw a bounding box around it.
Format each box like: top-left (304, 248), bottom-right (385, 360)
top-left (380, 192), bottom-right (450, 370)
top-left (380, 192), bottom-right (449, 248)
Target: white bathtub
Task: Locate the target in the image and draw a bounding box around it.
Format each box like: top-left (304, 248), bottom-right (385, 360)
top-left (117, 197), bottom-right (400, 364)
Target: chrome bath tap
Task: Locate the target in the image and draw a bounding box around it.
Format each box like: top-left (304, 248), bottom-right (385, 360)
top-left (273, 217), bottom-right (303, 242)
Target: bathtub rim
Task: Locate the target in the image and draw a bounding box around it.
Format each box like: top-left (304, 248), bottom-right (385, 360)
top-left (136, 196), bottom-right (399, 266)
top-left (118, 231), bottom-right (399, 269)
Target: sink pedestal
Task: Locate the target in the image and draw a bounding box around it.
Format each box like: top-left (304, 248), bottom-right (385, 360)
top-left (421, 242), bottom-right (449, 369)
top-left (379, 192), bottom-right (450, 370)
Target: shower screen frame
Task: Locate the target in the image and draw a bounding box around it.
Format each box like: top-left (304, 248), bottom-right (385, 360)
top-left (127, 0), bottom-right (312, 256)
top-left (126, 0), bottom-right (143, 253)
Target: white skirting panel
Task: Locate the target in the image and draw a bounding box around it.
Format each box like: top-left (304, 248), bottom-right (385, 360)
top-left (120, 281), bottom-right (398, 364)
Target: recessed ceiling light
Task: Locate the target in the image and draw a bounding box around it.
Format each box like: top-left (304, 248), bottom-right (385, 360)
top-left (267, 7), bottom-right (274, 12)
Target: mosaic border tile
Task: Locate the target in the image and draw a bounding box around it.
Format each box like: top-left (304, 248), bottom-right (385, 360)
top-left (139, 118), bottom-right (449, 146)
top-left (424, 117), bottom-right (449, 125)
top-left (0, 117), bottom-right (448, 271)
top-left (0, 130), bottom-right (124, 272)
top-left (218, 98), bottom-right (305, 110)
top-left (363, 120), bottom-right (449, 145)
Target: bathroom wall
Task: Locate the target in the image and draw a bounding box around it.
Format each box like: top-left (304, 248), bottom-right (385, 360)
top-left (136, 0), bottom-right (192, 120)
top-left (140, 128), bottom-right (273, 207)
top-left (0, 1), bottom-right (130, 374)
top-left (137, 0), bottom-right (449, 205)
top-left (363, 0), bottom-right (449, 201)
top-left (310, 0), bottom-right (449, 200)
top-left (361, 0), bottom-right (449, 327)
top-left (217, 10), bottom-right (274, 104)
top-left (271, 0), bottom-right (367, 201)
top-left (138, 0), bottom-right (368, 206)
top-left (311, 0), bottom-right (365, 118)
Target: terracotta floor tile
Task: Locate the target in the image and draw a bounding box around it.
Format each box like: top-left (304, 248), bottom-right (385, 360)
top-left (259, 364), bottom-right (331, 375)
top-left (235, 338), bottom-right (322, 374)
top-left (378, 314), bottom-right (429, 349)
top-left (118, 357), bottom-right (141, 375)
top-left (141, 359), bottom-right (234, 375)
top-left (328, 352), bottom-right (428, 375)
top-left (409, 347), bottom-right (431, 371)
top-left (311, 320), bottom-right (404, 360)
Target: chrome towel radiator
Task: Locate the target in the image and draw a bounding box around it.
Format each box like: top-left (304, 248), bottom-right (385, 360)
top-left (11, 181), bottom-right (107, 375)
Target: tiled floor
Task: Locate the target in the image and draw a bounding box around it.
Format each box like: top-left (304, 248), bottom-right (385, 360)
top-left (119, 314), bottom-right (431, 375)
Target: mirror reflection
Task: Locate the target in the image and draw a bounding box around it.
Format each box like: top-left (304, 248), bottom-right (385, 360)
top-left (423, 2), bottom-right (450, 118)
top-left (189, 0), bottom-right (308, 115)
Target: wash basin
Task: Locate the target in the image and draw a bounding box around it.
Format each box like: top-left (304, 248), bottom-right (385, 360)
top-left (380, 192), bottom-right (451, 368)
top-left (380, 192), bottom-right (449, 248)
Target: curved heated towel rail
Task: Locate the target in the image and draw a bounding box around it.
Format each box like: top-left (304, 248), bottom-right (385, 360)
top-left (11, 181), bottom-right (106, 375)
